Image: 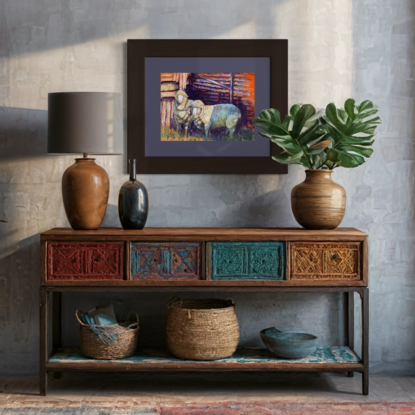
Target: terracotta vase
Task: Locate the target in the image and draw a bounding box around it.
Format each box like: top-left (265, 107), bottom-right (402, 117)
top-left (291, 170), bottom-right (346, 230)
top-left (62, 158), bottom-right (109, 230)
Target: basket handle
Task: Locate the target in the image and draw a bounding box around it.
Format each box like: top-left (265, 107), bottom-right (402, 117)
top-left (75, 309), bottom-right (87, 326)
top-left (167, 296), bottom-right (181, 309)
top-left (226, 298), bottom-right (236, 311)
top-left (125, 311), bottom-right (140, 329)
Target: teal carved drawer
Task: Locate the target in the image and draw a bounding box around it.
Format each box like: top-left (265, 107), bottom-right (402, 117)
top-left (208, 242), bottom-right (285, 280)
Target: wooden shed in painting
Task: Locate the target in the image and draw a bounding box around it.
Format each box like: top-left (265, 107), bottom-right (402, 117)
top-left (160, 73), bottom-right (255, 130)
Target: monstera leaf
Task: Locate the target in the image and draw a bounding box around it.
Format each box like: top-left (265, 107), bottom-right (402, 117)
top-left (322, 99), bottom-right (379, 168)
top-left (253, 99), bottom-right (380, 169)
top-left (253, 104), bottom-right (330, 169)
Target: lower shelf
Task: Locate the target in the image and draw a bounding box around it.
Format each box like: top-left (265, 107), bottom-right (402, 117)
top-left (47, 347), bottom-right (363, 373)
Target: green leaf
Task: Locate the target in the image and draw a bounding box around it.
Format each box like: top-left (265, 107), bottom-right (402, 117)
top-left (337, 145), bottom-right (374, 158)
top-left (258, 132), bottom-right (292, 141)
top-left (312, 152), bottom-right (327, 169)
top-left (344, 99), bottom-right (356, 120)
top-left (341, 136), bottom-right (374, 146)
top-left (307, 140), bottom-right (332, 156)
top-left (363, 116), bottom-right (381, 124)
top-left (322, 123), bottom-right (342, 144)
top-left (290, 104), bottom-right (301, 117)
top-left (357, 100), bottom-right (374, 112)
top-left (297, 122), bottom-right (323, 145)
top-left (291, 104), bottom-right (316, 138)
top-left (305, 108), bottom-right (325, 124)
top-left (325, 159), bottom-right (334, 169)
top-left (299, 155), bottom-right (312, 169)
top-left (352, 108), bottom-right (378, 123)
top-left (306, 132), bottom-right (329, 147)
top-left (272, 151), bottom-right (303, 164)
top-left (270, 137), bottom-right (304, 156)
top-left (257, 109), bottom-right (281, 125)
top-left (253, 118), bottom-right (289, 136)
top-left (267, 108), bottom-right (282, 125)
top-left (338, 108), bottom-right (349, 124)
top-left (324, 103), bottom-right (347, 135)
top-left (281, 114), bottom-right (293, 131)
top-left (345, 122), bottom-right (377, 136)
top-left (327, 148), bottom-right (365, 168)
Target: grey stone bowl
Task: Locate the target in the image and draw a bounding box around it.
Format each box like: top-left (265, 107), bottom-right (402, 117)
top-left (260, 327), bottom-right (318, 359)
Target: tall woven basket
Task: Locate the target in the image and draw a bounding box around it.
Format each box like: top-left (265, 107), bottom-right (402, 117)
top-left (165, 297), bottom-right (239, 361)
top-left (75, 310), bottom-right (139, 360)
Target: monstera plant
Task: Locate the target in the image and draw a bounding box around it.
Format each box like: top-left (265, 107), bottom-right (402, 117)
top-left (253, 99), bottom-right (381, 230)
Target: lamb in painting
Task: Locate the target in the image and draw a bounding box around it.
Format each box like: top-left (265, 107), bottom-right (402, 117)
top-left (173, 90), bottom-right (193, 137)
top-left (191, 100), bottom-right (241, 138)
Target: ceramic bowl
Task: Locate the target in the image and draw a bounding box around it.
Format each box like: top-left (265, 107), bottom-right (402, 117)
top-left (260, 327), bottom-right (318, 359)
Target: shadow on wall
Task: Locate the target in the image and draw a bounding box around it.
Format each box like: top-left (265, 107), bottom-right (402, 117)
top-left (0, 233), bottom-right (41, 375)
top-left (0, 105), bottom-right (65, 375)
top-left (0, 0), bottom-right (291, 58)
top-left (101, 204), bottom-right (121, 228)
top-left (0, 107), bottom-right (49, 161)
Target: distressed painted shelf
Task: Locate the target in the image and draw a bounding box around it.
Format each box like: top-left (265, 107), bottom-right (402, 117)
top-left (47, 347), bottom-right (363, 373)
top-left (39, 227), bottom-right (369, 396)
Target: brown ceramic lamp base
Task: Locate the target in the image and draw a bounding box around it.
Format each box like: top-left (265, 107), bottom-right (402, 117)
top-left (62, 158), bottom-right (109, 230)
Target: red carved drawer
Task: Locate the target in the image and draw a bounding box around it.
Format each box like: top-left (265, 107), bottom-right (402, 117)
top-left (47, 242), bottom-right (124, 280)
top-left (290, 242), bottom-right (361, 281)
top-left (131, 242), bottom-right (201, 280)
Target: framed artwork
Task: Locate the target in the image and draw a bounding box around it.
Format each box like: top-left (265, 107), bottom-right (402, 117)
top-left (127, 40), bottom-right (288, 174)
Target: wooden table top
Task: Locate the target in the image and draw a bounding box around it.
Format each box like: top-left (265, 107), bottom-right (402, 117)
top-left (41, 227), bottom-right (368, 239)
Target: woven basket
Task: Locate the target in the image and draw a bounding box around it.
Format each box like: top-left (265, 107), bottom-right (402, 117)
top-left (75, 309), bottom-right (139, 360)
top-left (165, 297), bottom-right (239, 361)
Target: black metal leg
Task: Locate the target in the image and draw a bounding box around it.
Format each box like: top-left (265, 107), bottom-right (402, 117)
top-left (52, 292), bottom-right (62, 380)
top-left (39, 288), bottom-right (48, 396)
top-left (347, 291), bottom-right (355, 377)
top-left (361, 288), bottom-right (369, 395)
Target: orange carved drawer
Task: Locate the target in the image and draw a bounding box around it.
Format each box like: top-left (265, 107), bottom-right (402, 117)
top-left (47, 242), bottom-right (124, 280)
top-left (289, 242), bottom-right (361, 281)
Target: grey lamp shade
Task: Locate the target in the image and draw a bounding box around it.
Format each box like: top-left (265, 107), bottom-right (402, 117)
top-left (48, 92), bottom-right (123, 155)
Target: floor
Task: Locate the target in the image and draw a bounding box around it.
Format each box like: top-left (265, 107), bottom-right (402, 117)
top-left (1, 373), bottom-right (415, 414)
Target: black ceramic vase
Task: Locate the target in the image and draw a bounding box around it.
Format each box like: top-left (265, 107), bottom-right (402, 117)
top-left (118, 159), bottom-right (148, 229)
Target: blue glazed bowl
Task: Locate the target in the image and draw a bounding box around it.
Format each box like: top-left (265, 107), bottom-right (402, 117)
top-left (260, 327), bottom-right (318, 359)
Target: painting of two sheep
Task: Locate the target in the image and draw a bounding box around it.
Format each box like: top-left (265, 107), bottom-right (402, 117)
top-left (160, 72), bottom-right (255, 142)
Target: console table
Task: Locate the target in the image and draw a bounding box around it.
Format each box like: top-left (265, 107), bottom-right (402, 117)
top-left (39, 227), bottom-right (369, 395)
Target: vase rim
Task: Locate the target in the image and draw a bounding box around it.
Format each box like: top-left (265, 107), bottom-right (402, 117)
top-left (74, 158), bottom-right (96, 161)
top-left (305, 169), bottom-right (333, 173)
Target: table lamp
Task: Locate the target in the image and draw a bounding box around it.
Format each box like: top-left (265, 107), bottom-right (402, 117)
top-left (48, 92), bottom-right (123, 230)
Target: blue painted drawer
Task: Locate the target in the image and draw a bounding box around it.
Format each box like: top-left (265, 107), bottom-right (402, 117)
top-left (209, 242), bottom-right (285, 280)
top-left (131, 242), bottom-right (201, 280)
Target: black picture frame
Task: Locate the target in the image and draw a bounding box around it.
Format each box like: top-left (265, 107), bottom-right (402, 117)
top-left (127, 39), bottom-right (288, 174)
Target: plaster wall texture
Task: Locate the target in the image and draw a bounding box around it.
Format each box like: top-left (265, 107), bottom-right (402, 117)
top-left (0, 0), bottom-right (413, 376)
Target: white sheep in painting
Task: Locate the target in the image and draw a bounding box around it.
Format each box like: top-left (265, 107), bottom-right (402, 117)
top-left (191, 100), bottom-right (241, 139)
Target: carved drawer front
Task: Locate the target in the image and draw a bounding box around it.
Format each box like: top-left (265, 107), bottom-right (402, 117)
top-left (47, 242), bottom-right (124, 280)
top-left (131, 243), bottom-right (201, 280)
top-left (290, 242), bottom-right (361, 280)
top-left (209, 242), bottom-right (285, 280)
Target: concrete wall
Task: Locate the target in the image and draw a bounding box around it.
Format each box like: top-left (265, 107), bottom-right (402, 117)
top-left (0, 0), bottom-right (414, 376)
